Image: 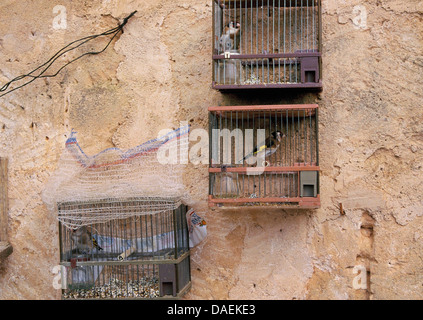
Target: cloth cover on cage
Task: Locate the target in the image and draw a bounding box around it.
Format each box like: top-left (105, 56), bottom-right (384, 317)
top-left (43, 126), bottom-right (191, 227)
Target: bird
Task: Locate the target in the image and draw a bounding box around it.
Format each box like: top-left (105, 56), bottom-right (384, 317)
top-left (238, 131), bottom-right (284, 165)
top-left (219, 33), bottom-right (234, 52)
top-left (71, 226), bottom-right (103, 253)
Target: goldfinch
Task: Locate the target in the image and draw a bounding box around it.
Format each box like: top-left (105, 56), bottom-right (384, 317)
top-left (224, 21), bottom-right (240, 39)
top-left (239, 131), bottom-right (284, 165)
top-left (71, 226), bottom-right (103, 253)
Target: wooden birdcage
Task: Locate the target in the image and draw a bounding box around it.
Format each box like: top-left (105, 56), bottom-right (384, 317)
top-left (208, 104), bottom-right (320, 208)
top-left (58, 198), bottom-right (191, 299)
top-left (0, 158), bottom-right (12, 264)
top-left (212, 0), bottom-right (322, 90)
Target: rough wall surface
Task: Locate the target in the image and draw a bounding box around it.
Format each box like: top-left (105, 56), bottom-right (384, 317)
top-left (0, 0), bottom-right (422, 299)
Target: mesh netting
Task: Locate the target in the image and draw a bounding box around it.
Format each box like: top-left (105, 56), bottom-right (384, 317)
top-left (42, 126), bottom-right (191, 229)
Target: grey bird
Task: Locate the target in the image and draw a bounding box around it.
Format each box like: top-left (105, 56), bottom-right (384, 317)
top-left (239, 131), bottom-right (285, 165)
top-left (71, 226), bottom-right (103, 253)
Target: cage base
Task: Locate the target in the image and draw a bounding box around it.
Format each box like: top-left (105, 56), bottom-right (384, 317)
top-left (208, 195), bottom-right (320, 209)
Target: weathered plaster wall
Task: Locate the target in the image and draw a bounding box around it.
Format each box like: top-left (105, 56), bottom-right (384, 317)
top-left (0, 0), bottom-right (422, 299)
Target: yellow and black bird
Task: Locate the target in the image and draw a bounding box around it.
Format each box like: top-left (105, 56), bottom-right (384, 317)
top-left (71, 226), bottom-right (103, 253)
top-left (239, 131), bottom-right (284, 165)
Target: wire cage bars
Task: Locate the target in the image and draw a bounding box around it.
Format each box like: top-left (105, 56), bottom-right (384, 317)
top-left (212, 0), bottom-right (322, 90)
top-left (208, 104), bottom-right (320, 208)
top-left (58, 198), bottom-right (191, 299)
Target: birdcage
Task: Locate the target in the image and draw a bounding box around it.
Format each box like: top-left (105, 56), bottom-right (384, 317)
top-left (58, 198), bottom-right (191, 299)
top-left (208, 104), bottom-right (320, 208)
top-left (212, 0), bottom-right (322, 90)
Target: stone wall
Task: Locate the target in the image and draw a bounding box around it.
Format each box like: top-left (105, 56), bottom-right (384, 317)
top-left (0, 0), bottom-right (422, 299)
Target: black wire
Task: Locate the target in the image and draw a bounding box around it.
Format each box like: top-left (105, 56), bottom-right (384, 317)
top-left (0, 10), bottom-right (137, 98)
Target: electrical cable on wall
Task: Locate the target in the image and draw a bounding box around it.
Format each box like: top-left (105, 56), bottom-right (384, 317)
top-left (0, 10), bottom-right (137, 98)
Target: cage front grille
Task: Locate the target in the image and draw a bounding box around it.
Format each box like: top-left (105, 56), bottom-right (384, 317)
top-left (211, 171), bottom-right (299, 203)
top-left (63, 264), bottom-right (160, 299)
top-left (208, 105), bottom-right (320, 208)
